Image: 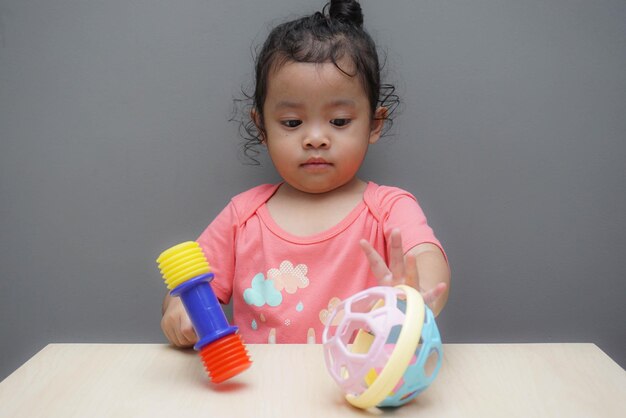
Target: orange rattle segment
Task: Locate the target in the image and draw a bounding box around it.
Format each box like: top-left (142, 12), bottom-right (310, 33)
top-left (199, 333), bottom-right (252, 383)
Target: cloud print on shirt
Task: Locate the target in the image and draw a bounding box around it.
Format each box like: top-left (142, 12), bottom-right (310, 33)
top-left (267, 260), bottom-right (310, 294)
top-left (243, 273), bottom-right (283, 307)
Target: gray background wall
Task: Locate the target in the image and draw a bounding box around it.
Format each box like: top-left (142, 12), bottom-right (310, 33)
top-left (1, 0), bottom-right (624, 380)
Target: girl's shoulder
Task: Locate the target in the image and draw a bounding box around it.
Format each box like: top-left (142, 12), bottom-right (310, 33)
top-left (363, 182), bottom-right (419, 221)
top-left (230, 183), bottom-right (281, 225)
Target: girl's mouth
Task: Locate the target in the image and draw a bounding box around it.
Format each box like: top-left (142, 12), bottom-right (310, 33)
top-left (302, 157), bottom-right (330, 165)
top-left (301, 158), bottom-right (332, 170)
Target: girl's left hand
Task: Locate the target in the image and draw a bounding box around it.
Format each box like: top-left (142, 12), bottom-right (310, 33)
top-left (359, 229), bottom-right (447, 307)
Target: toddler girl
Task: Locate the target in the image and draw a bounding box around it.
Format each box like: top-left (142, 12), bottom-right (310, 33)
top-left (161, 0), bottom-right (450, 345)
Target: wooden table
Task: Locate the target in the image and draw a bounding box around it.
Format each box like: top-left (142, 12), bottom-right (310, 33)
top-left (0, 343), bottom-right (624, 417)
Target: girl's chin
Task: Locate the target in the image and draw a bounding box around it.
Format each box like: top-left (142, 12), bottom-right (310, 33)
top-left (283, 178), bottom-right (359, 195)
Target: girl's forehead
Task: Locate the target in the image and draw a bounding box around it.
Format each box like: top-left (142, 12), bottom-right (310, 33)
top-left (265, 66), bottom-right (368, 111)
top-left (270, 56), bottom-right (357, 76)
top-left (267, 60), bottom-right (361, 92)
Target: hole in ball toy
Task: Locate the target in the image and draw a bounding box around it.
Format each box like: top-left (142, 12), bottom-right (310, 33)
top-left (351, 293), bottom-right (386, 314)
top-left (386, 325), bottom-right (402, 344)
top-left (424, 349), bottom-right (439, 378)
top-left (364, 368), bottom-right (378, 387)
top-left (395, 296), bottom-right (408, 313)
top-left (343, 319), bottom-right (376, 354)
top-left (324, 307), bottom-right (345, 340)
top-left (399, 389), bottom-right (419, 401)
top-left (340, 365), bottom-right (350, 380)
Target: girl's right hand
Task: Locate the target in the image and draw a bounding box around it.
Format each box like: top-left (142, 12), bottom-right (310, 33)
top-left (161, 296), bottom-right (198, 348)
top-left (359, 229), bottom-right (448, 309)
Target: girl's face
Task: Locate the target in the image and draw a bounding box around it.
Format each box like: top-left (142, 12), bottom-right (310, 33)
top-left (257, 60), bottom-right (385, 194)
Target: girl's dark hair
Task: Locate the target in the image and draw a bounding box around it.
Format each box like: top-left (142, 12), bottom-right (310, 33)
top-left (236, 0), bottom-right (399, 164)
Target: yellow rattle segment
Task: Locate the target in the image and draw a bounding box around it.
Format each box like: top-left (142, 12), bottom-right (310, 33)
top-left (156, 241), bottom-right (211, 290)
top-left (346, 285), bottom-right (425, 409)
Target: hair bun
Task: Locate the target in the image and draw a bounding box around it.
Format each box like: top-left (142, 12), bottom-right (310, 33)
top-left (328, 0), bottom-right (363, 27)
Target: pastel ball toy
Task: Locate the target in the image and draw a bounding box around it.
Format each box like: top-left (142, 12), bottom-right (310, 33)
top-left (322, 285), bottom-right (442, 409)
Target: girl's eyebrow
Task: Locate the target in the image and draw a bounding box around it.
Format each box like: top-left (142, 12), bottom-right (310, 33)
top-left (328, 99), bottom-right (357, 108)
top-left (274, 99), bottom-right (357, 110)
top-left (274, 100), bottom-right (303, 110)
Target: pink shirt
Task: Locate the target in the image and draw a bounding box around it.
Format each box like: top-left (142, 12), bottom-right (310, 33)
top-left (197, 182), bottom-right (444, 344)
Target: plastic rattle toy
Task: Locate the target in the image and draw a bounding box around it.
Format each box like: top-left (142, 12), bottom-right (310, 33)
top-left (322, 285), bottom-right (442, 409)
top-left (156, 241), bottom-right (252, 383)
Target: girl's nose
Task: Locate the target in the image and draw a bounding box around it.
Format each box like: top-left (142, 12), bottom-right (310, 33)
top-left (303, 130), bottom-right (330, 149)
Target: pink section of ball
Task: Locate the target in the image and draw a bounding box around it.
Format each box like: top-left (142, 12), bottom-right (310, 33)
top-left (322, 287), bottom-right (409, 396)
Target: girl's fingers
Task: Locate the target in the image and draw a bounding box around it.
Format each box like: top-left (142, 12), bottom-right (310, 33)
top-left (379, 272), bottom-right (394, 286)
top-left (173, 320), bottom-right (187, 347)
top-left (181, 320), bottom-right (198, 345)
top-left (359, 239), bottom-right (392, 280)
top-left (389, 229), bottom-right (405, 281)
top-left (163, 311), bottom-right (194, 347)
top-left (161, 316), bottom-right (177, 346)
top-left (162, 321), bottom-right (175, 346)
top-left (422, 282), bottom-right (447, 306)
top-left (177, 314), bottom-right (197, 347)
top-left (361, 236), bottom-right (444, 301)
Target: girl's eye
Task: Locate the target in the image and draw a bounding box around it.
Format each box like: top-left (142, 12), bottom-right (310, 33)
top-left (331, 118), bottom-right (351, 127)
top-left (281, 120), bottom-right (302, 128)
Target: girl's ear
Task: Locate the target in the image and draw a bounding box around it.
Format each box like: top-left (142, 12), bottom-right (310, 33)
top-left (250, 108), bottom-right (267, 144)
top-left (368, 106), bottom-right (388, 144)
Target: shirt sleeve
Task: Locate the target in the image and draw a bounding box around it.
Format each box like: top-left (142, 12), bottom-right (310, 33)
top-left (377, 186), bottom-right (447, 262)
top-left (196, 201), bottom-right (239, 304)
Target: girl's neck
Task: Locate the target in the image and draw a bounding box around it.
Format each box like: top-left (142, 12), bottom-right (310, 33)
top-left (275, 177), bottom-right (367, 202)
top-left (266, 177), bottom-right (368, 237)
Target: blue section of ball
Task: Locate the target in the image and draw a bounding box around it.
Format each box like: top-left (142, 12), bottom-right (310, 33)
top-left (377, 306), bottom-right (443, 407)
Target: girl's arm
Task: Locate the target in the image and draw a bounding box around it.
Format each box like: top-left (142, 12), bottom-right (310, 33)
top-left (360, 229), bottom-right (450, 316)
top-left (405, 242), bottom-right (450, 316)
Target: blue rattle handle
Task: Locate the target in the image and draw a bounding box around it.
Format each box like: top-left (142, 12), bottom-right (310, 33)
top-left (170, 273), bottom-right (238, 351)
